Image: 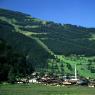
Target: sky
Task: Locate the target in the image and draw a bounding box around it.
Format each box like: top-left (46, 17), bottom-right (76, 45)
top-left (0, 0), bottom-right (95, 27)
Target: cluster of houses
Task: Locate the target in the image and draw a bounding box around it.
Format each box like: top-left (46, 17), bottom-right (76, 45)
top-left (16, 65), bottom-right (95, 87)
top-left (16, 72), bottom-right (95, 87)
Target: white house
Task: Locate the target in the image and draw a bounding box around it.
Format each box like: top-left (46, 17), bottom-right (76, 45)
top-left (29, 78), bottom-right (38, 83)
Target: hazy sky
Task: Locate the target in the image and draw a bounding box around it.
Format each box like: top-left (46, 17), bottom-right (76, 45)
top-left (0, 0), bottom-right (95, 27)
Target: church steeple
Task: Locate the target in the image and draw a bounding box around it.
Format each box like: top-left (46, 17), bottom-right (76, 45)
top-left (75, 64), bottom-right (77, 79)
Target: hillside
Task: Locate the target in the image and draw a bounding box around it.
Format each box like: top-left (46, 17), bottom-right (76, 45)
top-left (0, 8), bottom-right (95, 78)
top-left (0, 39), bottom-right (34, 83)
top-left (0, 9), bottom-right (53, 71)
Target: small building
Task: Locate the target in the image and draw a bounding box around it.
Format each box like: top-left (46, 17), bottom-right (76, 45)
top-left (29, 78), bottom-right (38, 83)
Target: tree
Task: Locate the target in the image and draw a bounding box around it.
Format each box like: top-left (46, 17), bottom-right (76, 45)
top-left (8, 67), bottom-right (16, 84)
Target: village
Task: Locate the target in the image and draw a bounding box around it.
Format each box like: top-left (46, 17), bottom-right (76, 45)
top-left (16, 65), bottom-right (95, 88)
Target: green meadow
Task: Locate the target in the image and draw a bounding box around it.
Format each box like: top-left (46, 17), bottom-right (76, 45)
top-left (0, 84), bottom-right (95, 95)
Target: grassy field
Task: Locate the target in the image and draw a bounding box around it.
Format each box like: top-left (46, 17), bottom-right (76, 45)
top-left (0, 84), bottom-right (95, 95)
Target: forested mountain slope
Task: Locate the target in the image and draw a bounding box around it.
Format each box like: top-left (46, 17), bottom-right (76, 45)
top-left (0, 8), bottom-right (95, 78)
top-left (0, 9), bottom-right (53, 71)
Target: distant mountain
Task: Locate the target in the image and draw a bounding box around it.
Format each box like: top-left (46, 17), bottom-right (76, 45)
top-left (0, 8), bottom-right (95, 78)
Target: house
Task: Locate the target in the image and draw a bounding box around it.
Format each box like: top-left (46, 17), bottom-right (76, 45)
top-left (29, 78), bottom-right (38, 83)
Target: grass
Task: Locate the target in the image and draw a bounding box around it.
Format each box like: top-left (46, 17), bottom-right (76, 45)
top-left (56, 55), bottom-right (95, 78)
top-left (0, 84), bottom-right (95, 95)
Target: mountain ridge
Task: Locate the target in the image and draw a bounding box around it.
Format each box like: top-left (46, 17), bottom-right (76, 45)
top-left (0, 8), bottom-right (95, 78)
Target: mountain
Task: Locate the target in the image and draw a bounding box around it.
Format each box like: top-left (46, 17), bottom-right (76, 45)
top-left (0, 8), bottom-right (95, 78)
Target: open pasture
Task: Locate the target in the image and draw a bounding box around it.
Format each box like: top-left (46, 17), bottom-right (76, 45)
top-left (0, 84), bottom-right (95, 95)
